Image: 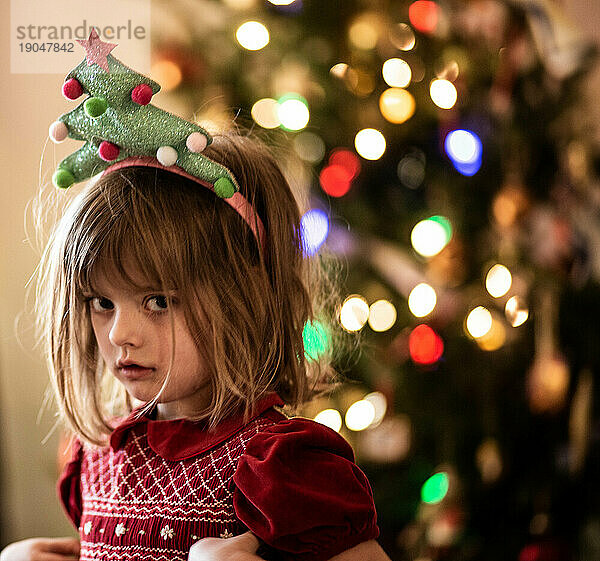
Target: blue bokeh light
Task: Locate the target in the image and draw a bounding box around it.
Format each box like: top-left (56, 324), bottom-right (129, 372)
top-left (301, 209), bottom-right (329, 256)
top-left (444, 129), bottom-right (482, 176)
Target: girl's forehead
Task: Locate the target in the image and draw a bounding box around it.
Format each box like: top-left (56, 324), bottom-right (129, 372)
top-left (89, 257), bottom-right (161, 293)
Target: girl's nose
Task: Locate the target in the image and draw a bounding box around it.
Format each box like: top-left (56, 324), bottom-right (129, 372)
top-left (108, 310), bottom-right (143, 347)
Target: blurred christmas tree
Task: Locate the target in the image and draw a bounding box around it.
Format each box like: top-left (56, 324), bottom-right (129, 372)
top-left (152, 0), bottom-right (600, 559)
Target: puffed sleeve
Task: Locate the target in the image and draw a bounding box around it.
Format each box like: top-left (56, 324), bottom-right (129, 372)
top-left (233, 418), bottom-right (379, 561)
top-left (57, 438), bottom-right (83, 529)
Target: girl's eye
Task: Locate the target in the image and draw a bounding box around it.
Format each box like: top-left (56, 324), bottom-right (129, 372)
top-left (89, 297), bottom-right (114, 312)
top-left (146, 295), bottom-right (169, 312)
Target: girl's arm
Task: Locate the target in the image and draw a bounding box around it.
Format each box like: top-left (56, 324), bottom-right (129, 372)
top-left (188, 533), bottom-right (392, 561)
top-left (0, 537), bottom-right (80, 561)
top-left (327, 540), bottom-right (391, 561)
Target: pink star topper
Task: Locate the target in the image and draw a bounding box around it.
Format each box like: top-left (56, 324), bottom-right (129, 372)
top-left (76, 28), bottom-right (117, 73)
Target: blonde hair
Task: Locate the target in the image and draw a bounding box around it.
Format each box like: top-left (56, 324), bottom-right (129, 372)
top-left (36, 132), bottom-right (337, 445)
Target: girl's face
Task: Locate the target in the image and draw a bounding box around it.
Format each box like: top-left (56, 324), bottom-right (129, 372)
top-left (86, 266), bottom-right (211, 420)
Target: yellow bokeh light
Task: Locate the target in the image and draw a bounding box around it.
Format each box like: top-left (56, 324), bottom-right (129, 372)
top-left (150, 60), bottom-right (182, 92)
top-left (505, 296), bottom-right (529, 327)
top-left (364, 392), bottom-right (387, 426)
top-left (355, 128), bottom-right (386, 160)
top-left (314, 409), bottom-right (343, 432)
top-left (466, 306), bottom-right (493, 338)
top-left (408, 283), bottom-right (437, 317)
top-left (251, 98), bottom-right (280, 129)
top-left (222, 0), bottom-right (256, 8)
top-left (382, 58), bottom-right (412, 88)
top-left (340, 295), bottom-right (370, 332)
top-left (476, 318), bottom-right (506, 351)
top-left (390, 22), bottom-right (416, 51)
top-left (379, 88), bottom-right (415, 124)
top-left (430, 79), bottom-right (458, 109)
top-left (368, 300), bottom-right (397, 332)
top-left (236, 21), bottom-right (270, 51)
top-left (278, 98), bottom-right (310, 131)
top-left (411, 220), bottom-right (448, 257)
top-left (345, 399), bottom-right (376, 431)
top-left (485, 264), bottom-right (512, 298)
top-left (268, 0), bottom-right (295, 4)
top-left (349, 20), bottom-right (379, 50)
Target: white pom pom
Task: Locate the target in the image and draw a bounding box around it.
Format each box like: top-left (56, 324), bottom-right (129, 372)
top-left (156, 146), bottom-right (178, 166)
top-left (186, 132), bottom-right (208, 153)
top-left (49, 121), bottom-right (68, 143)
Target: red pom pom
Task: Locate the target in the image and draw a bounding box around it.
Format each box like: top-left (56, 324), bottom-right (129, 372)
top-left (131, 84), bottom-right (153, 105)
top-left (98, 141), bottom-right (120, 162)
top-left (62, 78), bottom-right (83, 100)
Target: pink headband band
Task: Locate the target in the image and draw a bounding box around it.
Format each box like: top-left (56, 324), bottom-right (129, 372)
top-left (102, 157), bottom-right (267, 250)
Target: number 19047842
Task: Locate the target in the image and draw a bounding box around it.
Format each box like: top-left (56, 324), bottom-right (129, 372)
top-left (19, 42), bottom-right (75, 53)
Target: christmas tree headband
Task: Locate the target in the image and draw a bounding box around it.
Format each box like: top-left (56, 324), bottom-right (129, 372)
top-left (48, 29), bottom-right (265, 248)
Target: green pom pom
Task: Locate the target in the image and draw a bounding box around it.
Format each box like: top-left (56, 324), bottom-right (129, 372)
top-left (214, 177), bottom-right (236, 198)
top-left (84, 97), bottom-right (108, 118)
top-left (52, 168), bottom-right (75, 189)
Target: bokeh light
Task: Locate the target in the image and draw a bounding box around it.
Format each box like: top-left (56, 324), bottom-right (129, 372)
top-left (444, 129), bottom-right (483, 176)
top-left (277, 94), bottom-right (310, 131)
top-left (301, 209), bottom-right (329, 256)
top-left (379, 88), bottom-right (416, 124)
top-left (408, 283), bottom-right (437, 317)
top-left (345, 399), bottom-right (376, 431)
top-left (505, 296), bottom-right (529, 327)
top-left (411, 217), bottom-right (451, 257)
top-left (409, 324), bottom-right (444, 365)
top-left (430, 79), bottom-right (457, 109)
top-left (251, 98), bottom-right (280, 129)
top-left (222, 0), bottom-right (256, 8)
top-left (314, 408), bottom-right (342, 432)
top-left (302, 319), bottom-right (330, 360)
top-left (390, 23), bottom-right (416, 51)
top-left (382, 58), bottom-right (412, 88)
top-left (355, 128), bottom-right (386, 160)
top-left (340, 295), bottom-right (370, 332)
top-left (398, 150), bottom-right (426, 189)
top-left (466, 306), bottom-right (493, 338)
top-left (476, 318), bottom-right (506, 351)
top-left (421, 471), bottom-right (449, 504)
top-left (485, 264), bottom-right (512, 298)
top-left (150, 60), bottom-right (182, 91)
top-left (236, 21), bottom-right (270, 51)
top-left (368, 300), bottom-right (397, 332)
top-left (409, 1), bottom-right (439, 34)
top-left (267, 0), bottom-right (295, 4)
top-left (319, 165), bottom-right (352, 197)
top-left (364, 392), bottom-right (387, 426)
top-left (293, 132), bottom-right (326, 164)
top-left (329, 149), bottom-right (361, 180)
top-left (349, 17), bottom-right (379, 50)
top-left (476, 438), bottom-right (503, 483)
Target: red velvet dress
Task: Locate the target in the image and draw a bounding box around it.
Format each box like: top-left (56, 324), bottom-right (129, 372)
top-left (58, 394), bottom-right (379, 561)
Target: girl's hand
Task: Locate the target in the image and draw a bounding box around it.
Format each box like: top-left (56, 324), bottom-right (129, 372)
top-left (0, 537), bottom-right (80, 561)
top-left (188, 531), bottom-right (263, 561)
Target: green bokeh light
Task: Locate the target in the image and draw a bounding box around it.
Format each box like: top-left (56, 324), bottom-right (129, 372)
top-left (428, 215), bottom-right (453, 244)
top-left (303, 320), bottom-right (330, 360)
top-left (421, 471), bottom-right (449, 504)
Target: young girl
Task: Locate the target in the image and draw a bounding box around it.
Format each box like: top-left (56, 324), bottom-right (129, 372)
top-left (2, 34), bottom-right (391, 560)
top-left (1, 132), bottom-right (391, 561)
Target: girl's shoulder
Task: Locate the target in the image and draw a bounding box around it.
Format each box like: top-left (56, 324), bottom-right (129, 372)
top-left (234, 415), bottom-right (379, 561)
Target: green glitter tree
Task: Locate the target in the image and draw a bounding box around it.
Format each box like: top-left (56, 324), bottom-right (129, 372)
top-left (49, 29), bottom-right (238, 198)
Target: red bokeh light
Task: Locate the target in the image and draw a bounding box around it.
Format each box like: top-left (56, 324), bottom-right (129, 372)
top-left (409, 324), bottom-right (444, 365)
top-left (329, 149), bottom-right (361, 180)
top-left (409, 1), bottom-right (438, 34)
top-left (319, 164), bottom-right (353, 197)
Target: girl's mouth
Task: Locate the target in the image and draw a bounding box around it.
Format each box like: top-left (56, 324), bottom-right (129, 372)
top-left (117, 364), bottom-right (154, 379)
